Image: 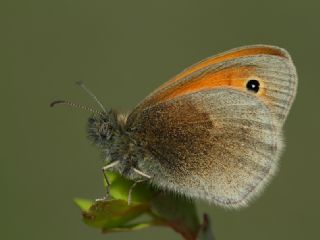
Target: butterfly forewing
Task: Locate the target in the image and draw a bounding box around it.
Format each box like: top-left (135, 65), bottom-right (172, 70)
top-left (127, 45), bottom-right (297, 127)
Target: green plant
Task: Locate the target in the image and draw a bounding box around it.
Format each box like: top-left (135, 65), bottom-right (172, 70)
top-left (74, 172), bottom-right (215, 240)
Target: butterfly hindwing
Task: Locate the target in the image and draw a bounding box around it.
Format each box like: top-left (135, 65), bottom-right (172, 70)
top-left (127, 89), bottom-right (279, 207)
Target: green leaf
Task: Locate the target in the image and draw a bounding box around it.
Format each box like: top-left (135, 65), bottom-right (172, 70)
top-left (74, 198), bottom-right (93, 212)
top-left (107, 171), bottom-right (156, 203)
top-left (80, 199), bottom-right (151, 232)
top-left (105, 171), bottom-right (118, 183)
top-left (102, 222), bottom-right (154, 233)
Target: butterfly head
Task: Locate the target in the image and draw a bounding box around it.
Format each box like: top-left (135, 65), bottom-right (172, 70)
top-left (50, 83), bottom-right (153, 181)
top-left (87, 111), bottom-right (118, 147)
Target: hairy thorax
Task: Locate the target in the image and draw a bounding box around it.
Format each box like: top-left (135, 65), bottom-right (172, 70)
top-left (86, 110), bottom-right (153, 180)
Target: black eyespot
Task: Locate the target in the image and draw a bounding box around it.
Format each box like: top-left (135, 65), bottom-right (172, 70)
top-left (246, 79), bottom-right (260, 93)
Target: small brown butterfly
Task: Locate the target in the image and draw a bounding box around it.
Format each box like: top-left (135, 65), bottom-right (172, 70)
top-left (52, 45), bottom-right (297, 208)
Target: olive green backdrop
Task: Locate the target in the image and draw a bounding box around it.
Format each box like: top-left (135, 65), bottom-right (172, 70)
top-left (1, 0), bottom-right (319, 239)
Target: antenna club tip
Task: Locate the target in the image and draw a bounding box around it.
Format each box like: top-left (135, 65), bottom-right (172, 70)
top-left (50, 100), bottom-right (66, 108)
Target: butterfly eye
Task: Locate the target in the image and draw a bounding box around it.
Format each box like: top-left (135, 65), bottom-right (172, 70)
top-left (246, 79), bottom-right (260, 93)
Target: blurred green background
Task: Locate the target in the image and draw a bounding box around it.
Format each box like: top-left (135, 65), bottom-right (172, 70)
top-left (1, 0), bottom-right (319, 239)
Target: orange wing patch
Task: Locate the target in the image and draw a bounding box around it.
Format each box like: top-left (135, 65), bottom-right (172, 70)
top-left (159, 46), bottom-right (287, 91)
top-left (153, 66), bottom-right (265, 104)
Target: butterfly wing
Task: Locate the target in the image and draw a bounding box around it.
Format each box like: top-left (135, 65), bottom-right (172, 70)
top-left (125, 45), bottom-right (297, 207)
top-left (128, 45), bottom-right (297, 127)
top-left (127, 89), bottom-right (279, 207)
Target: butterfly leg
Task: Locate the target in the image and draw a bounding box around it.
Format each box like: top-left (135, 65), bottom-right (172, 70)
top-left (127, 179), bottom-right (147, 205)
top-left (132, 168), bottom-right (151, 179)
top-left (126, 168), bottom-right (152, 205)
top-left (101, 160), bottom-right (120, 194)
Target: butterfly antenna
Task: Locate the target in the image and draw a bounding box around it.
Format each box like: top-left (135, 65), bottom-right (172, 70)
top-left (76, 81), bottom-right (107, 112)
top-left (50, 100), bottom-right (102, 115)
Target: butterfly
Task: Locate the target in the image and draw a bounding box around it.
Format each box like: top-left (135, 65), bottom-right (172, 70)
top-left (52, 45), bottom-right (297, 208)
